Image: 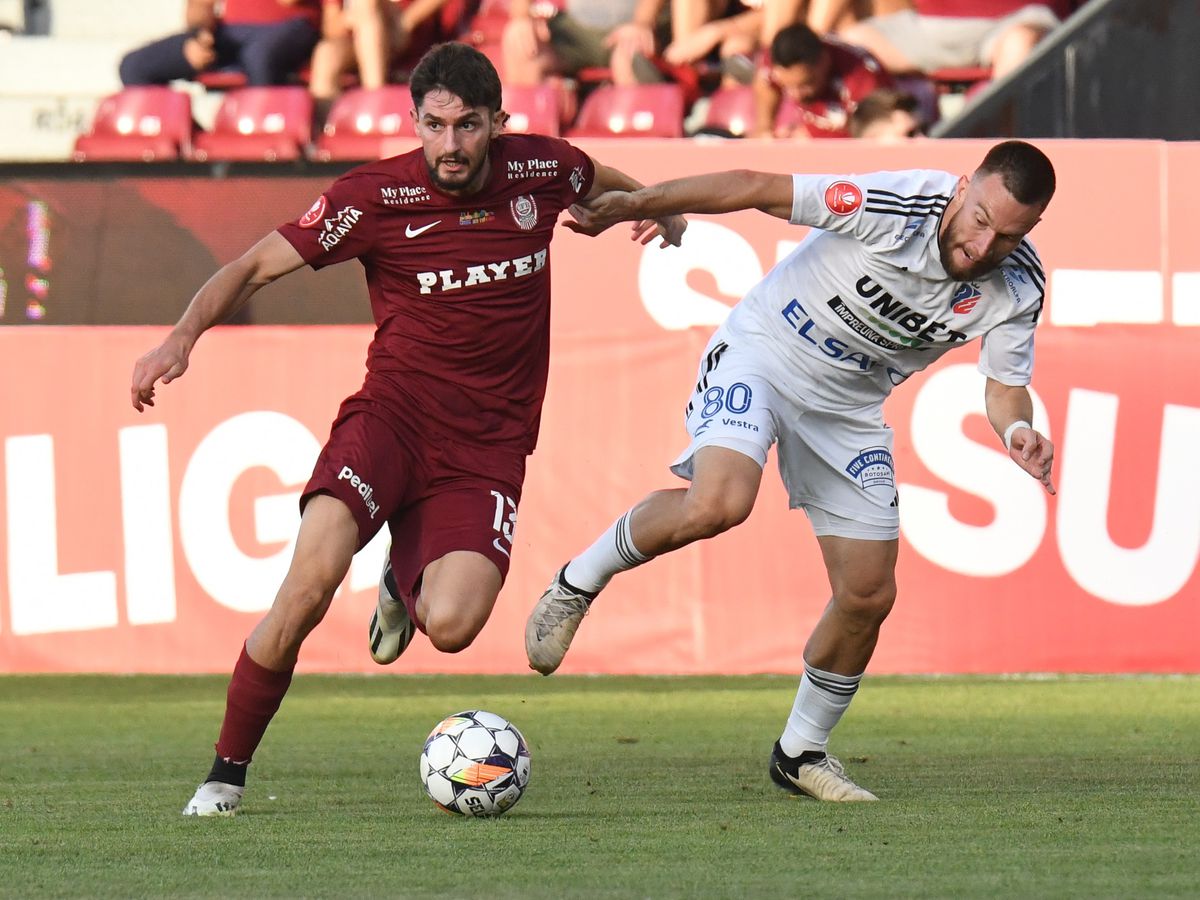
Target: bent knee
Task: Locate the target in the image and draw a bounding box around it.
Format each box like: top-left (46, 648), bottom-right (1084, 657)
top-left (679, 493), bottom-right (753, 540)
top-left (833, 580), bottom-right (897, 624)
top-left (426, 620), bottom-right (482, 654)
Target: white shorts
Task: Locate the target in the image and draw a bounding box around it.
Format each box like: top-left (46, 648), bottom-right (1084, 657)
top-left (669, 333), bottom-right (900, 540)
top-left (863, 5), bottom-right (1061, 71)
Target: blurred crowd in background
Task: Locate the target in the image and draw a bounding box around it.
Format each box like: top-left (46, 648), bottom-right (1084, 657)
top-left (1, 0), bottom-right (1089, 161)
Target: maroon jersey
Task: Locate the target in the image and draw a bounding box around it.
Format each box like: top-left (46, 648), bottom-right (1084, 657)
top-left (278, 133), bottom-right (595, 453)
top-left (763, 39), bottom-right (892, 138)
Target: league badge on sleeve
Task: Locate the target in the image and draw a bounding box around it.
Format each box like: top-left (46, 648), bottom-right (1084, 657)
top-left (299, 195), bottom-right (329, 228)
top-left (824, 181), bottom-right (862, 216)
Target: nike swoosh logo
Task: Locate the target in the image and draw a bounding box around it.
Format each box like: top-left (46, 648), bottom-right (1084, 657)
top-left (405, 220), bottom-right (441, 238)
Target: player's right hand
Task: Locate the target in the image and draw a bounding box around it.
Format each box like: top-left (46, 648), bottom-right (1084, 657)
top-left (1009, 427), bottom-right (1056, 495)
top-left (130, 334), bottom-right (191, 412)
top-left (565, 191), bottom-right (636, 235)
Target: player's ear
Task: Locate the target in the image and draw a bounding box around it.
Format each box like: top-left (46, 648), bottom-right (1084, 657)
top-left (493, 109), bottom-right (510, 135)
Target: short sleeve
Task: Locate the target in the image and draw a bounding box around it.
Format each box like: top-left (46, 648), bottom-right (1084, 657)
top-left (277, 172), bottom-right (376, 269)
top-left (554, 138), bottom-right (595, 206)
top-left (978, 315), bottom-right (1037, 386)
top-left (789, 169), bottom-right (954, 251)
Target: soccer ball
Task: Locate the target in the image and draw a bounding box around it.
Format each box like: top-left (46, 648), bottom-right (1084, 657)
top-left (419, 710), bottom-right (531, 817)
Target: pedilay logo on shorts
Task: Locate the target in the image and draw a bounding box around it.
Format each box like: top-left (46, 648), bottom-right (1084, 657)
top-left (845, 446), bottom-right (895, 490)
top-left (338, 465), bottom-right (380, 519)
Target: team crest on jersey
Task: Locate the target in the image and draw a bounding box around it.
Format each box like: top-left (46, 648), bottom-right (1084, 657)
top-left (510, 194), bottom-right (538, 230)
top-left (460, 209), bottom-right (495, 226)
top-left (299, 195), bottom-right (328, 228)
top-left (845, 447), bottom-right (895, 490)
top-left (952, 283), bottom-right (982, 314)
top-left (824, 181), bottom-right (862, 216)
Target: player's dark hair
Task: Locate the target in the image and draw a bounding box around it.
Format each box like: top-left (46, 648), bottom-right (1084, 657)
top-left (976, 140), bottom-right (1056, 207)
top-left (771, 23), bottom-right (825, 67)
top-left (849, 88), bottom-right (921, 138)
top-left (410, 42), bottom-right (502, 114)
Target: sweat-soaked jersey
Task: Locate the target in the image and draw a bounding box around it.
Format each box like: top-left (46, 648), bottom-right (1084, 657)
top-left (722, 169), bottom-right (1046, 413)
top-left (278, 133), bottom-right (596, 453)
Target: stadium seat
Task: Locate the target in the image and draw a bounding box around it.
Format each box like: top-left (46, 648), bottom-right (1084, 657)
top-left (73, 87), bottom-right (192, 162)
top-left (502, 84), bottom-right (560, 136)
top-left (191, 87), bottom-right (313, 162)
top-left (701, 86), bottom-right (756, 137)
top-left (567, 84), bottom-right (684, 138)
top-left (196, 70), bottom-right (249, 91)
top-left (311, 85), bottom-right (416, 162)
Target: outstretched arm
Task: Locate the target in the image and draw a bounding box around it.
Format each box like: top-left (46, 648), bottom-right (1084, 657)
top-left (130, 231), bottom-right (305, 411)
top-left (985, 377), bottom-right (1055, 495)
top-left (569, 169), bottom-right (794, 235)
top-left (566, 160), bottom-right (688, 247)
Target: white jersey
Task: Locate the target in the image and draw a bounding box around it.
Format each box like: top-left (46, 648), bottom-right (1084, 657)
top-left (722, 169), bottom-right (1046, 412)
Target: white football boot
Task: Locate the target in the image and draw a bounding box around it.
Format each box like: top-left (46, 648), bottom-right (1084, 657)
top-left (369, 555), bottom-right (416, 665)
top-left (769, 742), bottom-right (878, 802)
top-left (525, 567), bottom-right (595, 675)
top-left (182, 781), bottom-right (244, 817)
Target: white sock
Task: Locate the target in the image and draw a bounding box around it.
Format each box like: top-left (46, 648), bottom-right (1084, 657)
top-left (779, 662), bottom-right (863, 757)
top-left (563, 510), bottom-right (651, 594)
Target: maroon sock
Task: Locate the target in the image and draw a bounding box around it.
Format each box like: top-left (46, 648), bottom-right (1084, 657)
top-left (214, 644), bottom-right (295, 765)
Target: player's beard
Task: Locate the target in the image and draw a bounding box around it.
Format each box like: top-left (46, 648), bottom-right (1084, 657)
top-left (427, 150), bottom-right (488, 194)
top-left (939, 208), bottom-right (998, 281)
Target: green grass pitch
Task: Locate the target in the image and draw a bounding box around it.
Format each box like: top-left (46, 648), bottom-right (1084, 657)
top-left (1, 674), bottom-right (1197, 899)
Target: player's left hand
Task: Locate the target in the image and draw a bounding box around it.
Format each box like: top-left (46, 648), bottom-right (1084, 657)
top-left (1009, 427), bottom-right (1056, 495)
top-left (630, 214), bottom-right (686, 248)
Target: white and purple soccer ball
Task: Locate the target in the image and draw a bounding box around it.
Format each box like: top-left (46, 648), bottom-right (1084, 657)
top-left (419, 710), bottom-right (531, 817)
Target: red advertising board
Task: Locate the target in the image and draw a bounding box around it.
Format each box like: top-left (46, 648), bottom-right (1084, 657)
top-left (0, 140), bottom-right (1196, 674)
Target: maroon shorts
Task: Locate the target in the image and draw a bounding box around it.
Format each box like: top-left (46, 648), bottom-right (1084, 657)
top-left (302, 409), bottom-right (526, 624)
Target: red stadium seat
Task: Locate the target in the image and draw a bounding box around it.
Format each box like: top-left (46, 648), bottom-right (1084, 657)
top-left (312, 86), bottom-right (417, 162)
top-left (701, 86), bottom-right (755, 137)
top-left (196, 70), bottom-right (249, 91)
top-left (567, 84), bottom-right (684, 138)
top-left (191, 87), bottom-right (313, 162)
top-left (502, 84), bottom-right (560, 136)
top-left (73, 87), bottom-right (193, 162)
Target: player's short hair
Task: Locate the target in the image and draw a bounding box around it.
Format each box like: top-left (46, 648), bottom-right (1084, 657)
top-left (975, 140), bottom-right (1056, 207)
top-left (410, 42), bottom-right (502, 114)
top-left (770, 24), bottom-right (825, 68)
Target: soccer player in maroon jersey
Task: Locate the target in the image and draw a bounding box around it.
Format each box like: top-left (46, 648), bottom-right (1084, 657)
top-left (129, 41), bottom-right (685, 817)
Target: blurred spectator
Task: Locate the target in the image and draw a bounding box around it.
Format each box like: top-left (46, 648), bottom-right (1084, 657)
top-left (309, 0), bottom-right (467, 106)
top-left (760, 0), bottom-right (911, 46)
top-left (665, 0), bottom-right (909, 87)
top-left (848, 86), bottom-right (923, 138)
top-left (752, 22), bottom-right (891, 138)
top-left (310, 0), bottom-right (394, 104)
top-left (662, 0), bottom-right (761, 79)
top-left (119, 0), bottom-right (324, 88)
top-left (501, 0), bottom-right (671, 87)
top-left (839, 1), bottom-right (1065, 79)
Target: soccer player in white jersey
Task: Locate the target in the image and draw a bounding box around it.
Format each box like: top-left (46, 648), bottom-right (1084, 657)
top-left (524, 140), bottom-right (1056, 802)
